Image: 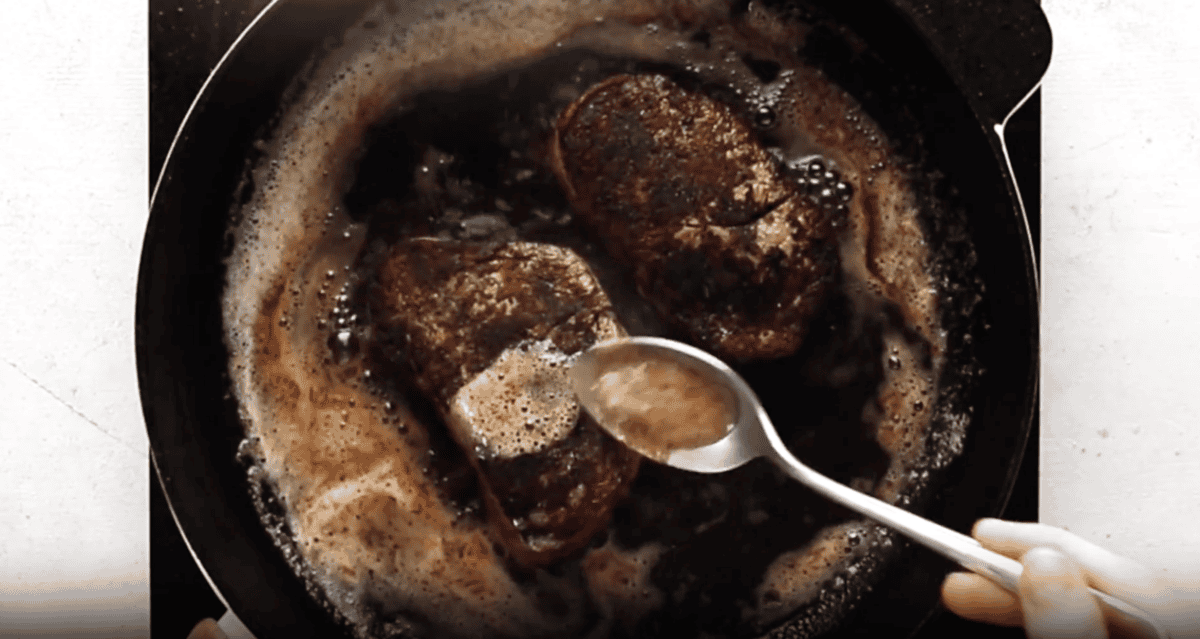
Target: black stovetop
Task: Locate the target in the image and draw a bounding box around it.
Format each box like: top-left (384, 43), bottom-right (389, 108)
top-left (148, 2), bottom-right (1038, 637)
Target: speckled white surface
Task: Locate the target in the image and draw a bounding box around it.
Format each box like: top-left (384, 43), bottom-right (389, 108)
top-left (0, 0), bottom-right (149, 635)
top-left (1040, 0), bottom-right (1200, 576)
top-left (2, 0), bottom-right (1200, 634)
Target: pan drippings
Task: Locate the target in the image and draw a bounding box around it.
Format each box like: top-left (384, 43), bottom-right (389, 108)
top-left (583, 345), bottom-right (738, 463)
top-left (222, 1), bottom-right (970, 637)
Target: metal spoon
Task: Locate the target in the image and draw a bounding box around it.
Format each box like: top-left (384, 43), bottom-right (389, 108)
top-left (570, 336), bottom-right (1171, 639)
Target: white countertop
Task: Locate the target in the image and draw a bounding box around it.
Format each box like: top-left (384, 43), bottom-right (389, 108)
top-left (1040, 0), bottom-right (1200, 572)
top-left (2, 0), bottom-right (1199, 635)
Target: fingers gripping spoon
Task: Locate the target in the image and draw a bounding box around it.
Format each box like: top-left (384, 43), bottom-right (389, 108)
top-left (570, 337), bottom-right (1171, 639)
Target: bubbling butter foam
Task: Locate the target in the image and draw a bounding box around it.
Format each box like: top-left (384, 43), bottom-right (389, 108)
top-left (450, 338), bottom-right (585, 460)
top-left (222, 0), bottom-right (971, 637)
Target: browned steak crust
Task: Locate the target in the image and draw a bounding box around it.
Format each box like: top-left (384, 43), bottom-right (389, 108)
top-left (370, 238), bottom-right (640, 566)
top-left (372, 239), bottom-right (616, 402)
top-left (551, 74), bottom-right (837, 360)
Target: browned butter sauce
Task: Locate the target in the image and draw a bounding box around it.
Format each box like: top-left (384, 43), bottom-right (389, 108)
top-left (585, 344), bottom-right (737, 463)
top-left (222, 1), bottom-right (972, 638)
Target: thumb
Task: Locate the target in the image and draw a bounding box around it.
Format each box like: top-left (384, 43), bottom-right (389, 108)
top-left (1019, 547), bottom-right (1108, 639)
top-left (186, 619), bottom-right (229, 639)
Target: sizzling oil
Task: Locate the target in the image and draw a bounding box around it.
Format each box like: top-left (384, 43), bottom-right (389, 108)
top-left (222, 1), bottom-right (964, 638)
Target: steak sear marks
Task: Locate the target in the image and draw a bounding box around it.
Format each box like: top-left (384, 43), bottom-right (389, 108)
top-left (370, 238), bottom-right (641, 566)
top-left (551, 74), bottom-right (840, 361)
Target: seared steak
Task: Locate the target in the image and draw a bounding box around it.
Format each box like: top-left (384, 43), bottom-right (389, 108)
top-left (371, 238), bottom-right (640, 566)
top-left (551, 74), bottom-right (838, 360)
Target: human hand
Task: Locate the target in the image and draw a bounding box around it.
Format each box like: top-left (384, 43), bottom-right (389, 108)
top-left (187, 618), bottom-right (228, 639)
top-left (941, 518), bottom-right (1199, 639)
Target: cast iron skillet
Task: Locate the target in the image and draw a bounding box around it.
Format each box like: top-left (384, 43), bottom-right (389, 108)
top-left (136, 0), bottom-right (1050, 637)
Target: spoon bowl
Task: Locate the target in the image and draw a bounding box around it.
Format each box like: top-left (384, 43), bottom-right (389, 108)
top-left (571, 336), bottom-right (1171, 639)
top-left (570, 336), bottom-right (761, 472)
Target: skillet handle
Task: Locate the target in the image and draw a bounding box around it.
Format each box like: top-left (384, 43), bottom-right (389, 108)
top-left (889, 0), bottom-right (1053, 126)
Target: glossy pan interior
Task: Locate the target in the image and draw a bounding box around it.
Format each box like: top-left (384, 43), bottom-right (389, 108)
top-left (137, 0), bottom-right (1049, 636)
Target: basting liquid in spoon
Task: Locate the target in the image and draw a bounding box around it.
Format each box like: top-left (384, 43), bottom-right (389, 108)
top-left (571, 341), bottom-right (737, 464)
top-left (570, 336), bottom-right (1172, 639)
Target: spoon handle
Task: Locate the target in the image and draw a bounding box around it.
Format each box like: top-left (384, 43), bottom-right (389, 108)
top-left (767, 446), bottom-right (1172, 639)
